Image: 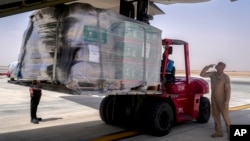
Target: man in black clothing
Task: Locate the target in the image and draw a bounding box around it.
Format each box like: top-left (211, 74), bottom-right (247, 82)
top-left (29, 80), bottom-right (42, 124)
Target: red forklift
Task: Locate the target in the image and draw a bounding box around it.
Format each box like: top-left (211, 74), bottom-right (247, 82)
top-left (100, 0), bottom-right (211, 136)
top-left (99, 38), bottom-right (211, 136)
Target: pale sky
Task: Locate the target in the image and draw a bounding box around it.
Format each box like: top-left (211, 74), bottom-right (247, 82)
top-left (0, 0), bottom-right (249, 71)
top-left (151, 0), bottom-right (250, 71)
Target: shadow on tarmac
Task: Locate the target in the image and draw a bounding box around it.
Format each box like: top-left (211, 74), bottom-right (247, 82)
top-left (60, 95), bottom-right (103, 110)
top-left (0, 120), bottom-right (122, 141)
top-left (1, 110), bottom-right (250, 141)
top-left (40, 117), bottom-right (63, 122)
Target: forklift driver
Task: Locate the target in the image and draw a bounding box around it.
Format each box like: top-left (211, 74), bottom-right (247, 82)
top-left (165, 59), bottom-right (175, 83)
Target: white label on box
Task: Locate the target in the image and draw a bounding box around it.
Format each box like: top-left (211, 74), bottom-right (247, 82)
top-left (88, 45), bottom-right (100, 63)
top-left (142, 43), bottom-right (150, 58)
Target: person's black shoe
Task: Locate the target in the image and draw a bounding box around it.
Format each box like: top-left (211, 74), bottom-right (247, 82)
top-left (35, 117), bottom-right (42, 121)
top-left (31, 119), bottom-right (39, 124)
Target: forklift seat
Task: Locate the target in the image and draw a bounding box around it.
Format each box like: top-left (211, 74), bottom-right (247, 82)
top-left (165, 67), bottom-right (175, 83)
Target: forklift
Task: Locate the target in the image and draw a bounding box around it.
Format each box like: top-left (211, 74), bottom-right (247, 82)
top-left (99, 38), bottom-right (211, 136)
top-left (99, 0), bottom-right (211, 137)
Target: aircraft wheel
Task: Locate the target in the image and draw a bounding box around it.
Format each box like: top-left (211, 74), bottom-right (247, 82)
top-left (196, 96), bottom-right (210, 123)
top-left (145, 102), bottom-right (174, 136)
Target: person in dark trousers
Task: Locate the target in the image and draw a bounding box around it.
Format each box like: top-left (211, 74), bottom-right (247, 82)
top-left (29, 80), bottom-right (42, 124)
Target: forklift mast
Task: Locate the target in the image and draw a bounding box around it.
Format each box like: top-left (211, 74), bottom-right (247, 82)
top-left (119, 0), bottom-right (150, 24)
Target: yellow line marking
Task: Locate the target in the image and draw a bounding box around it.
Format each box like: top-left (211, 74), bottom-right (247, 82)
top-left (229, 104), bottom-right (250, 111)
top-left (90, 130), bottom-right (140, 141)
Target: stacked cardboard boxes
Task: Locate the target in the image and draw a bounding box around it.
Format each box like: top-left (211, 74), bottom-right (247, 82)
top-left (145, 27), bottom-right (162, 86)
top-left (18, 3), bottom-right (162, 93)
top-left (18, 7), bottom-right (60, 80)
top-left (111, 20), bottom-right (162, 89)
top-left (111, 21), bottom-right (145, 89)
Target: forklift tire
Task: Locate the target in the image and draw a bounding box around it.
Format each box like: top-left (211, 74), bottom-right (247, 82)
top-left (99, 95), bottom-right (114, 124)
top-left (100, 95), bottom-right (133, 127)
top-left (145, 102), bottom-right (174, 136)
top-left (196, 97), bottom-right (210, 123)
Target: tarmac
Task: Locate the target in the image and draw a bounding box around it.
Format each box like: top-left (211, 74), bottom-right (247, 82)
top-left (0, 75), bottom-right (250, 141)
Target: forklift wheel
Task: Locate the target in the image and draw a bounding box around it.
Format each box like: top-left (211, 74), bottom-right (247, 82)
top-left (196, 97), bottom-right (210, 123)
top-left (145, 102), bottom-right (174, 136)
top-left (99, 95), bottom-right (114, 124)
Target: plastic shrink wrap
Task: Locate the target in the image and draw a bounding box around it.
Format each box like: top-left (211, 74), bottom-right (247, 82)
top-left (17, 3), bottom-right (162, 93)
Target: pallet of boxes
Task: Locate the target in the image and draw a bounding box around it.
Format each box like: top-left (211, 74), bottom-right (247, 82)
top-left (17, 3), bottom-right (162, 94)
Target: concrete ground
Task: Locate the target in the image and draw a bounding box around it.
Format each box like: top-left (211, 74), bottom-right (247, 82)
top-left (0, 76), bottom-right (250, 141)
